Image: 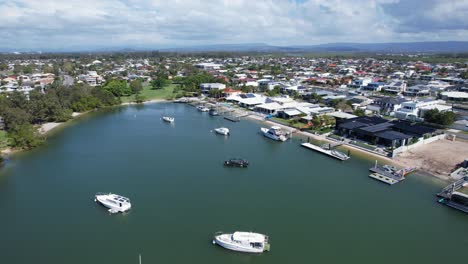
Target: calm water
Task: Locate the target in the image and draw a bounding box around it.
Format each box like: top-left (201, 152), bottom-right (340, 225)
top-left (0, 103), bottom-right (466, 264)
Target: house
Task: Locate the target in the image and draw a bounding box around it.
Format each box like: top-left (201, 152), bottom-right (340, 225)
top-left (226, 93), bottom-right (267, 108)
top-left (194, 63), bottom-right (222, 70)
top-left (361, 82), bottom-right (385, 92)
top-left (382, 81), bottom-right (406, 94)
top-left (368, 97), bottom-right (408, 115)
top-left (336, 116), bottom-right (437, 148)
top-left (200, 83), bottom-right (226, 93)
top-left (347, 78), bottom-right (372, 89)
top-left (404, 85), bottom-right (430, 97)
top-left (394, 99), bottom-right (452, 121)
top-left (440, 91), bottom-right (468, 102)
top-left (78, 71), bottom-right (104, 86)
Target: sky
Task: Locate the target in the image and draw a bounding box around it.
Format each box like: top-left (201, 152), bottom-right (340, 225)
top-left (0, 0), bottom-right (467, 51)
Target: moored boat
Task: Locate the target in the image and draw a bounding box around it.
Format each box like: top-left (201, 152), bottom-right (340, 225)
top-left (209, 108), bottom-right (219, 116)
top-left (224, 158), bottom-right (249, 167)
top-left (162, 116), bottom-right (174, 123)
top-left (260, 126), bottom-right (288, 141)
top-left (197, 106), bottom-right (210, 112)
top-left (214, 127), bottom-right (230, 136)
top-left (213, 231), bottom-right (270, 253)
top-left (95, 193), bottom-right (131, 213)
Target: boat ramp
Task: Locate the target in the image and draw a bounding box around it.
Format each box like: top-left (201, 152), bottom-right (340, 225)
top-left (368, 161), bottom-right (415, 185)
top-left (301, 142), bottom-right (350, 161)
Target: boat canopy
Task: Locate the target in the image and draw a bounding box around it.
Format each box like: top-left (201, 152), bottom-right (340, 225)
top-left (232, 232), bottom-right (265, 243)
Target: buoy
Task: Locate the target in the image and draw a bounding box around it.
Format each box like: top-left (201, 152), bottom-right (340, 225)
top-left (212, 240), bottom-right (216, 245)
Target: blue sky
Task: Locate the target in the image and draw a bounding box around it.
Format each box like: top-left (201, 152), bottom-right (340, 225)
top-left (0, 0), bottom-right (467, 51)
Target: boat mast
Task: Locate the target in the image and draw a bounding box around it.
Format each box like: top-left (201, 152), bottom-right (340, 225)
top-left (139, 254), bottom-right (142, 264)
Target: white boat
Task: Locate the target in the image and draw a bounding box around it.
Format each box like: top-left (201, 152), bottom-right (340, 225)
top-left (94, 193), bottom-right (131, 213)
top-left (260, 126), bottom-right (288, 141)
top-left (213, 231), bottom-right (270, 253)
top-left (197, 106), bottom-right (210, 112)
top-left (162, 116), bottom-right (174, 123)
top-left (214, 127), bottom-right (230, 136)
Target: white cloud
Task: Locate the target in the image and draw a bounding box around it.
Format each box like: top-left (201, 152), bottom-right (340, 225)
top-left (0, 0), bottom-right (466, 50)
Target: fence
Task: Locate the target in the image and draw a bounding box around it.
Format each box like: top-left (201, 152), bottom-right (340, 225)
top-left (391, 134), bottom-right (446, 157)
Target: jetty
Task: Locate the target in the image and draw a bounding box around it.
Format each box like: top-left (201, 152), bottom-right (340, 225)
top-left (368, 161), bottom-right (415, 185)
top-left (436, 177), bottom-right (468, 199)
top-left (301, 142), bottom-right (350, 161)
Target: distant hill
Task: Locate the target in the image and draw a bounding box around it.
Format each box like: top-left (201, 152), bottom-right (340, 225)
top-left (2, 41), bottom-right (468, 54)
top-left (160, 41), bottom-right (468, 53)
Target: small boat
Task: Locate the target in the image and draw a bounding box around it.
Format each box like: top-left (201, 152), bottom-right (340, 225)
top-left (209, 108), bottom-right (219, 116)
top-left (214, 127), bottom-right (230, 136)
top-left (224, 158), bottom-right (249, 167)
top-left (197, 106), bottom-right (210, 112)
top-left (94, 193), bottom-right (131, 213)
top-left (213, 231), bottom-right (270, 253)
top-left (162, 116), bottom-right (174, 123)
top-left (260, 126), bottom-right (288, 141)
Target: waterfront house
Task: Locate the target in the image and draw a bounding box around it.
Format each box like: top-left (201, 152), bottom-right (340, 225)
top-left (336, 116), bottom-right (437, 148)
top-left (200, 83), bottom-right (226, 93)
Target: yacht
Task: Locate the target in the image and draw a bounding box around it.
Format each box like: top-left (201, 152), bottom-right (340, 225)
top-left (162, 116), bottom-right (174, 123)
top-left (95, 193), bottom-right (131, 213)
top-left (213, 231), bottom-right (270, 253)
top-left (260, 126), bottom-right (288, 141)
top-left (214, 127), bottom-right (230, 136)
top-left (209, 108), bottom-right (219, 116)
top-left (197, 106), bottom-right (210, 112)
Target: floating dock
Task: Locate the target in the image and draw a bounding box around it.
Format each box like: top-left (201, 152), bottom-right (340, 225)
top-left (368, 161), bottom-right (415, 185)
top-left (301, 143), bottom-right (350, 161)
top-left (368, 172), bottom-right (399, 185)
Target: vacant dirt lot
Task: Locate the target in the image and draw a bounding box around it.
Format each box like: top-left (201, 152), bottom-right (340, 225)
top-left (394, 139), bottom-right (468, 179)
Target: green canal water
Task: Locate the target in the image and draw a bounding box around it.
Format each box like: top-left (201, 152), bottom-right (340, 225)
top-left (0, 103), bottom-right (466, 264)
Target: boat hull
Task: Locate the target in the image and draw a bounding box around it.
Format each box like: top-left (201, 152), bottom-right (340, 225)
top-left (95, 195), bottom-right (131, 213)
top-left (213, 236), bottom-right (264, 253)
top-left (215, 129), bottom-right (229, 135)
top-left (261, 128), bottom-right (287, 141)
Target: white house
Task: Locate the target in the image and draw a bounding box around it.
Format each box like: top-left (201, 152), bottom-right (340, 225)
top-left (200, 83), bottom-right (226, 93)
top-left (394, 99), bottom-right (452, 121)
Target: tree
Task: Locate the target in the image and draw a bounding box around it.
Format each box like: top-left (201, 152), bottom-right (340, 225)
top-left (8, 124), bottom-right (44, 150)
top-left (130, 79), bottom-right (143, 94)
top-left (134, 94), bottom-right (146, 103)
top-left (423, 109), bottom-right (456, 126)
top-left (267, 85), bottom-right (281, 97)
top-left (150, 78), bottom-right (170, 90)
top-left (335, 100), bottom-right (352, 112)
top-left (104, 80), bottom-right (131, 97)
top-left (460, 71), bottom-right (468, 79)
top-left (353, 108), bottom-right (366, 117)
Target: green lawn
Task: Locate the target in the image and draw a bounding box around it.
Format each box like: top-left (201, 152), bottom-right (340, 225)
top-left (0, 130), bottom-right (9, 150)
top-left (120, 83), bottom-right (179, 103)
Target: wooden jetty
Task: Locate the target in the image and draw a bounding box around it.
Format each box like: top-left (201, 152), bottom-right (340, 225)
top-left (301, 142), bottom-right (350, 161)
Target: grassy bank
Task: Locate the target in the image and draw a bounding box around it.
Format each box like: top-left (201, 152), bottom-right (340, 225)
top-left (120, 83), bottom-right (179, 103)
